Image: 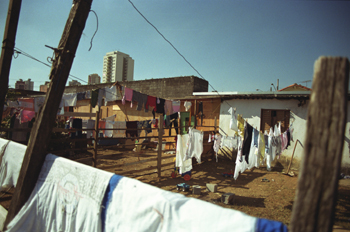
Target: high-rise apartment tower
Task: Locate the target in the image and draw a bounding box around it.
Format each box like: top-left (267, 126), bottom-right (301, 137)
top-left (102, 51), bottom-right (134, 83)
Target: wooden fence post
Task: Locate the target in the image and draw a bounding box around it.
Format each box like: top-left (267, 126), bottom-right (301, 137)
top-left (4, 0), bottom-right (93, 227)
top-left (290, 57), bottom-right (349, 232)
top-left (157, 115), bottom-right (164, 178)
top-left (0, 0), bottom-right (22, 119)
top-left (93, 110), bottom-right (100, 167)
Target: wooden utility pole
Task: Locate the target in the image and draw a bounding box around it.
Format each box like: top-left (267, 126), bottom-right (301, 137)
top-left (0, 0), bottom-right (22, 119)
top-left (5, 0), bottom-right (93, 227)
top-left (290, 57), bottom-right (349, 232)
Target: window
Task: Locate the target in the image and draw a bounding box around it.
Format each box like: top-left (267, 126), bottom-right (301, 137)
top-left (260, 109), bottom-right (290, 133)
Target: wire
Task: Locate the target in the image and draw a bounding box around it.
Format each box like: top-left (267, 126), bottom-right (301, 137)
top-left (127, 0), bottom-right (232, 107)
top-left (13, 47), bottom-right (120, 98)
top-left (88, 10), bottom-right (98, 51)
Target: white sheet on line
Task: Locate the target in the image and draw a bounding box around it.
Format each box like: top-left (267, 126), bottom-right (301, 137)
top-left (6, 154), bottom-right (113, 232)
top-left (105, 176), bottom-right (257, 232)
top-left (0, 138), bottom-right (26, 191)
top-left (175, 134), bottom-right (192, 174)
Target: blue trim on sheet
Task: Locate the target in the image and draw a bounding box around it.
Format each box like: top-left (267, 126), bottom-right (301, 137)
top-left (257, 218), bottom-right (288, 232)
top-left (101, 174), bottom-right (123, 231)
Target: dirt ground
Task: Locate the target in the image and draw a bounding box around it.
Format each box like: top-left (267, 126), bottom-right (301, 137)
top-left (1, 147), bottom-right (350, 231)
top-left (96, 147), bottom-right (350, 230)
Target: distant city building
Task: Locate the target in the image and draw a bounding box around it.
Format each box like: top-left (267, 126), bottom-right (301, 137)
top-left (15, 78), bottom-right (33, 90)
top-left (102, 51), bottom-right (134, 83)
top-left (69, 80), bottom-right (81, 86)
top-left (88, 73), bottom-right (101, 85)
top-left (40, 81), bottom-right (50, 93)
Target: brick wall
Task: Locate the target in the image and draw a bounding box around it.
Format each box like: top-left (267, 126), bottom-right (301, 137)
top-left (64, 76), bottom-right (208, 99)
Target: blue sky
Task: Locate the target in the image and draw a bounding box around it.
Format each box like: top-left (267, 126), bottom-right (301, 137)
top-left (0, 0), bottom-right (349, 92)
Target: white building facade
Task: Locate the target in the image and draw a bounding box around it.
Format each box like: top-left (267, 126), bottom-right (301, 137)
top-left (102, 51), bottom-right (134, 83)
top-left (197, 91), bottom-right (350, 172)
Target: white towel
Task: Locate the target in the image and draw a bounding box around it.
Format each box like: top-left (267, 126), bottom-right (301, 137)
top-left (105, 176), bottom-right (257, 232)
top-left (6, 154), bottom-right (113, 232)
top-left (175, 134), bottom-right (192, 174)
top-left (0, 138), bottom-right (26, 191)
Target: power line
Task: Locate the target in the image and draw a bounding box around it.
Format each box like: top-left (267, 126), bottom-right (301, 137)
top-left (14, 47), bottom-right (88, 84)
top-left (127, 0), bottom-right (232, 107)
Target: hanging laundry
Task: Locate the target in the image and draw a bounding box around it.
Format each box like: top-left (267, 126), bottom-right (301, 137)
top-left (126, 121), bottom-right (138, 138)
top-left (77, 92), bottom-right (86, 101)
top-left (19, 110), bottom-right (35, 124)
top-left (167, 113), bottom-right (179, 136)
top-left (258, 131), bottom-right (265, 161)
top-left (122, 87), bottom-right (133, 107)
top-left (86, 119), bottom-right (95, 139)
top-left (266, 128), bottom-right (274, 171)
top-left (6, 154), bottom-right (113, 232)
top-left (237, 114), bottom-right (245, 137)
top-left (104, 85), bottom-right (119, 104)
top-left (172, 100), bottom-right (180, 112)
top-left (164, 100), bottom-right (173, 115)
top-left (85, 90), bottom-right (91, 99)
top-left (18, 98), bottom-right (35, 111)
top-left (60, 93), bottom-right (77, 107)
top-left (145, 95), bottom-right (157, 112)
top-left (104, 114), bottom-right (116, 121)
top-left (234, 136), bottom-right (247, 180)
top-left (105, 120), bottom-right (115, 138)
top-left (175, 134), bottom-right (192, 174)
top-left (281, 132), bottom-right (288, 152)
top-left (156, 98), bottom-right (165, 114)
top-left (99, 120), bottom-right (106, 137)
top-left (71, 118), bottom-right (83, 139)
top-left (97, 88), bottom-right (105, 107)
top-left (220, 135), bottom-right (237, 149)
top-left (213, 133), bottom-right (222, 162)
top-left (137, 120), bottom-right (152, 136)
top-left (0, 138), bottom-right (27, 191)
top-left (132, 91), bottom-right (148, 111)
top-left (248, 128), bottom-right (260, 169)
top-left (184, 128), bottom-right (204, 163)
top-left (242, 122), bottom-right (253, 164)
top-left (113, 121), bottom-right (126, 138)
top-left (184, 101), bottom-right (192, 111)
top-left (228, 107), bottom-right (238, 131)
top-left (91, 89), bottom-right (99, 108)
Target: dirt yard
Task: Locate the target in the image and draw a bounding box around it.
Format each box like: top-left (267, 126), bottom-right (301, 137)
top-left (96, 147), bottom-right (350, 230)
top-left (1, 147), bottom-right (350, 231)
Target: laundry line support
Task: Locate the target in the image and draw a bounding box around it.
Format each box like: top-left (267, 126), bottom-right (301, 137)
top-left (290, 57), bottom-right (349, 232)
top-left (4, 0), bottom-right (93, 228)
top-left (93, 110), bottom-right (100, 167)
top-left (0, 0), bottom-right (22, 120)
top-left (157, 115), bottom-right (164, 178)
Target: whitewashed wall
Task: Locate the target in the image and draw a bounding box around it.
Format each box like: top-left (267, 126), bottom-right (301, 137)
top-left (219, 98), bottom-right (350, 169)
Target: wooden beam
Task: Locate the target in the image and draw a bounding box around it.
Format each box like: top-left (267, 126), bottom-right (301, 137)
top-left (157, 115), bottom-right (164, 177)
top-left (93, 110), bottom-right (100, 167)
top-left (4, 0), bottom-right (93, 227)
top-left (61, 111), bottom-right (96, 117)
top-left (290, 57), bottom-right (349, 232)
top-left (0, 0), bottom-right (22, 120)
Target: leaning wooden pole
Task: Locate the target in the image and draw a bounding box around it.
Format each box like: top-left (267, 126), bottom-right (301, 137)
top-left (0, 0), bottom-right (22, 120)
top-left (4, 0), bottom-right (93, 227)
top-left (290, 57), bottom-right (349, 232)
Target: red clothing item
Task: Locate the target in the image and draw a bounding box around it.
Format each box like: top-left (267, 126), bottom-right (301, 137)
top-left (145, 96), bottom-right (157, 112)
